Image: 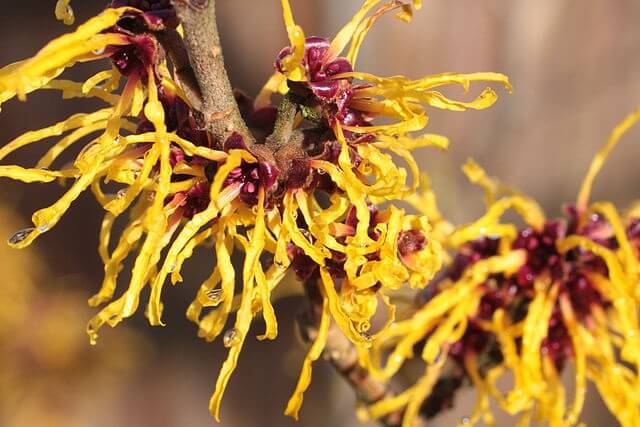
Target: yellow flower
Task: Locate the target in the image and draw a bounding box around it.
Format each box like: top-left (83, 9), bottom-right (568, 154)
top-left (264, 0), bottom-right (512, 253)
top-left (361, 108), bottom-right (640, 427)
top-left (0, 1), bottom-right (511, 422)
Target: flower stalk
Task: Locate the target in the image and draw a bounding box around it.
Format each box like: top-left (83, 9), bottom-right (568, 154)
top-left (169, 0), bottom-right (252, 144)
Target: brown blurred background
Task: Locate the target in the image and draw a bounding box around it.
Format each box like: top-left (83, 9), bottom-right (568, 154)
top-left (1, 1), bottom-right (639, 426)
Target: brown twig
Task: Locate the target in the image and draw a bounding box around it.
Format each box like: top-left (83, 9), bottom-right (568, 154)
top-left (156, 28), bottom-right (203, 110)
top-left (168, 0), bottom-right (252, 145)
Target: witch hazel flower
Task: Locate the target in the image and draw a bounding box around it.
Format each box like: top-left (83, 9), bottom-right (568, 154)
top-left (0, 0), bottom-right (509, 424)
top-left (255, 0), bottom-right (513, 264)
top-left (273, 0), bottom-right (511, 139)
top-left (360, 108), bottom-right (640, 427)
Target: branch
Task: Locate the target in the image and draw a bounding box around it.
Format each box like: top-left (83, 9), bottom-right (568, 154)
top-left (168, 0), bottom-right (252, 145)
top-left (266, 93), bottom-right (299, 150)
top-left (156, 28), bottom-right (202, 108)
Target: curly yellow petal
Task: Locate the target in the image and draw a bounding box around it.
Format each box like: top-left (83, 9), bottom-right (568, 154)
top-left (284, 297), bottom-right (330, 420)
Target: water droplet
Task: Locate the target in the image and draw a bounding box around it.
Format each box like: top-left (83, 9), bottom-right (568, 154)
top-left (461, 416), bottom-right (471, 425)
top-left (329, 350), bottom-right (342, 361)
top-left (223, 328), bottom-right (241, 348)
top-left (37, 224), bottom-right (50, 233)
top-left (112, 136), bottom-right (120, 145)
top-left (116, 189), bottom-right (126, 199)
top-left (251, 205), bottom-right (259, 215)
top-left (8, 227), bottom-right (35, 245)
top-left (206, 288), bottom-right (224, 305)
top-left (93, 47), bottom-right (106, 55)
top-left (167, 262), bottom-right (177, 273)
top-left (317, 168), bottom-right (326, 175)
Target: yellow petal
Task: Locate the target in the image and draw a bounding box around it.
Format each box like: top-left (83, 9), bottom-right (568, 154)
top-left (284, 297), bottom-right (330, 419)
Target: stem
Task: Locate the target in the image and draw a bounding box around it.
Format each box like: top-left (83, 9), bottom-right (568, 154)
top-left (156, 28), bottom-right (202, 109)
top-left (266, 93), bottom-right (299, 150)
top-left (169, 0), bottom-right (252, 145)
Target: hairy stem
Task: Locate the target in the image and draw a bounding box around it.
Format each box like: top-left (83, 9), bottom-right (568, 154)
top-left (169, 0), bottom-right (252, 144)
top-left (266, 93), bottom-right (299, 150)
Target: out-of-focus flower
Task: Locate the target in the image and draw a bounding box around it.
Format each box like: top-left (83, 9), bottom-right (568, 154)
top-left (360, 108), bottom-right (640, 427)
top-left (0, 0), bottom-right (510, 422)
top-left (0, 203), bottom-right (144, 427)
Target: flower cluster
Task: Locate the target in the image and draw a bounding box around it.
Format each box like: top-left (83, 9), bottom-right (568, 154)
top-left (361, 109), bottom-right (640, 427)
top-left (0, 0), bottom-right (511, 422)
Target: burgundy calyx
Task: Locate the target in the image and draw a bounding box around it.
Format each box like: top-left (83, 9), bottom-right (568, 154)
top-left (107, 33), bottom-right (160, 79)
top-left (111, 0), bottom-right (178, 31)
top-left (398, 229), bottom-right (428, 257)
top-left (222, 133), bottom-right (280, 206)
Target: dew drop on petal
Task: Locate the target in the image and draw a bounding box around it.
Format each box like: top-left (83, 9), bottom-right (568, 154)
top-left (317, 168), bottom-right (326, 175)
top-left (116, 189), bottom-right (126, 199)
top-left (461, 416), bottom-right (471, 425)
top-left (8, 227), bottom-right (35, 245)
top-left (206, 288), bottom-right (224, 305)
top-left (37, 224), bottom-right (50, 233)
top-left (167, 262), bottom-right (177, 273)
top-left (329, 350), bottom-right (342, 361)
top-left (223, 328), bottom-right (241, 348)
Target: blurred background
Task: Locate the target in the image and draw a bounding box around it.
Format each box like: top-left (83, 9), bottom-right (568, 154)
top-left (1, 1), bottom-right (639, 426)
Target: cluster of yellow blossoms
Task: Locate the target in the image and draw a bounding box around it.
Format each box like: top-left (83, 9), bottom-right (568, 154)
top-left (362, 108), bottom-right (640, 427)
top-left (2, 1), bottom-right (637, 426)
